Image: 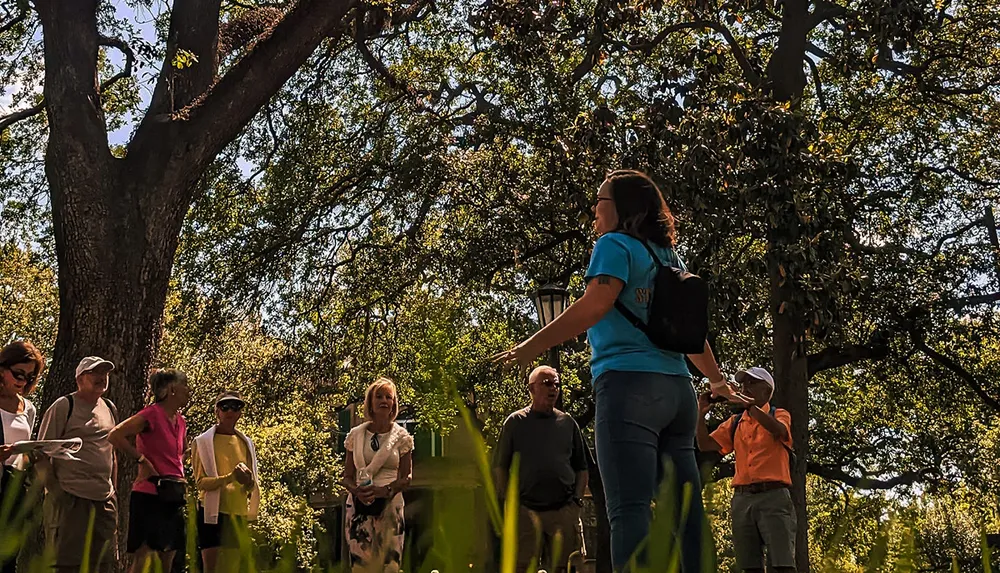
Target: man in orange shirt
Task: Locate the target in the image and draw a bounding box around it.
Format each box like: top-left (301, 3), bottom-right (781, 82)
top-left (697, 367), bottom-right (796, 573)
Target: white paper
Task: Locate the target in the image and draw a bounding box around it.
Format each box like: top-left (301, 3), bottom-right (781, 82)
top-left (9, 438), bottom-right (83, 460)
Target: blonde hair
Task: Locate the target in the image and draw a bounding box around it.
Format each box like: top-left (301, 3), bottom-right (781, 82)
top-left (364, 377), bottom-right (399, 421)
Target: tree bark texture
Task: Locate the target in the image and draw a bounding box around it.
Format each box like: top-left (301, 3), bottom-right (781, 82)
top-left (768, 254), bottom-right (811, 573)
top-left (32, 0), bottom-right (358, 567)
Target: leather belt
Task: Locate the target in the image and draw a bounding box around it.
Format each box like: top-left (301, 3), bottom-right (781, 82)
top-left (734, 481), bottom-right (790, 494)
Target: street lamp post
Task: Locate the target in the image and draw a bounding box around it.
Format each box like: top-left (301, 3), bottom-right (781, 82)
top-left (532, 284), bottom-right (571, 406)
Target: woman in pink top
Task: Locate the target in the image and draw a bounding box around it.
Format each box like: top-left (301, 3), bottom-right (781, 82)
top-left (109, 369), bottom-right (191, 573)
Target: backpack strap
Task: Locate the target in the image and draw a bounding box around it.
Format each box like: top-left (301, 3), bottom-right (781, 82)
top-left (729, 412), bottom-right (744, 448)
top-left (102, 397), bottom-right (118, 424)
top-left (65, 395), bottom-right (118, 424)
top-left (610, 233), bottom-right (663, 330)
top-left (730, 407), bottom-right (795, 456)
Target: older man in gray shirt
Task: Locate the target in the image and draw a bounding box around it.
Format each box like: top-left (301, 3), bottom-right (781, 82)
top-left (37, 357), bottom-right (119, 573)
top-left (494, 365), bottom-right (589, 573)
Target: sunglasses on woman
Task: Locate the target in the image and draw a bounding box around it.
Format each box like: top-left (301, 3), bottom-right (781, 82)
top-left (218, 402), bottom-right (243, 412)
top-left (5, 368), bottom-right (35, 385)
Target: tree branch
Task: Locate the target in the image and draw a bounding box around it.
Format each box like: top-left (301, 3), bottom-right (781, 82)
top-left (913, 333), bottom-right (1000, 412)
top-left (712, 460), bottom-right (940, 489)
top-left (633, 21), bottom-right (761, 86)
top-left (130, 0), bottom-right (357, 193)
top-left (807, 338), bottom-right (889, 379)
top-left (808, 463), bottom-right (939, 489)
top-left (35, 0), bottom-right (111, 162)
top-left (97, 35), bottom-right (136, 96)
top-left (945, 292), bottom-right (1000, 309)
top-left (918, 165), bottom-right (1000, 189)
top-left (807, 0), bottom-right (851, 30)
top-left (805, 55), bottom-right (826, 110)
top-left (0, 101), bottom-right (45, 134)
top-left (0, 0), bottom-right (27, 35)
top-left (569, 0), bottom-right (608, 85)
top-left (0, 34), bottom-right (135, 135)
top-left (931, 216), bottom-right (984, 255)
top-left (144, 0), bottom-right (223, 120)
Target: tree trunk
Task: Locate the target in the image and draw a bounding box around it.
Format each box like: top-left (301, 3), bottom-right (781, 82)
top-left (41, 159), bottom-right (189, 567)
top-left (768, 256), bottom-right (810, 573)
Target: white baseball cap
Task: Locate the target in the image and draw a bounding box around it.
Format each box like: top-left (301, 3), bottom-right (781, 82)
top-left (740, 367), bottom-right (774, 389)
top-left (75, 356), bottom-right (115, 378)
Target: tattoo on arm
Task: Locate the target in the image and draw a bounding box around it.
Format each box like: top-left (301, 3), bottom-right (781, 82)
top-left (598, 276), bottom-right (611, 285)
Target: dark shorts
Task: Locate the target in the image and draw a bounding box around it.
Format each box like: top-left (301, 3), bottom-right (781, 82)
top-left (196, 506), bottom-right (250, 550)
top-left (44, 489), bottom-right (118, 568)
top-left (126, 491), bottom-right (186, 553)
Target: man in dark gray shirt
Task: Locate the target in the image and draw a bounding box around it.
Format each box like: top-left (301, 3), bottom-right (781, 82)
top-left (494, 365), bottom-right (589, 573)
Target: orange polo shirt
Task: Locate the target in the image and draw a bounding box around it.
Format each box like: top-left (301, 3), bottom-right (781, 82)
top-left (710, 404), bottom-right (793, 486)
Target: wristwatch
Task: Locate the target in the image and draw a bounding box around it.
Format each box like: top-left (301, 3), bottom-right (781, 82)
top-left (572, 496), bottom-right (584, 507)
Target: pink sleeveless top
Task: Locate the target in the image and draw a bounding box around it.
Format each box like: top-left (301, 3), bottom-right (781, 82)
top-left (132, 403), bottom-right (187, 495)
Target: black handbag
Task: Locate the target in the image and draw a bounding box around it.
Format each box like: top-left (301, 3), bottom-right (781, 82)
top-left (152, 476), bottom-right (187, 506)
top-left (351, 494), bottom-right (387, 516)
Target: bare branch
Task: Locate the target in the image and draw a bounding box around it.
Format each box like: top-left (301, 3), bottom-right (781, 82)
top-left (713, 460), bottom-right (939, 489)
top-left (918, 165), bottom-right (1000, 189)
top-left (97, 35), bottom-right (136, 96)
top-left (633, 21), bottom-right (762, 86)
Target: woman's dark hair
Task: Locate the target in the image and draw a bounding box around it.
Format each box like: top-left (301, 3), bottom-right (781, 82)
top-left (605, 170), bottom-right (677, 247)
top-left (0, 340), bottom-right (44, 394)
top-left (149, 368), bottom-right (188, 403)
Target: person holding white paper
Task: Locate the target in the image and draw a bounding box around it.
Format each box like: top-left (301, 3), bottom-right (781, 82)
top-left (37, 356), bottom-right (119, 573)
top-left (0, 340), bottom-right (44, 573)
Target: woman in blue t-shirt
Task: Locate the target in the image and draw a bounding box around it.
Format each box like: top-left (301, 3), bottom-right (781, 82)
top-left (494, 170), bottom-right (743, 572)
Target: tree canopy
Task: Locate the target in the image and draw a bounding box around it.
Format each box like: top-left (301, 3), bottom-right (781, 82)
top-left (2, 0), bottom-right (999, 569)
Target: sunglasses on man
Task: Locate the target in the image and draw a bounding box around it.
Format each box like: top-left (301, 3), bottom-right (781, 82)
top-left (535, 378), bottom-right (560, 389)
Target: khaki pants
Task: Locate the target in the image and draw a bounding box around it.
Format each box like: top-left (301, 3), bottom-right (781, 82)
top-left (43, 489), bottom-right (118, 572)
top-left (517, 503), bottom-right (585, 573)
top-left (731, 488), bottom-right (797, 570)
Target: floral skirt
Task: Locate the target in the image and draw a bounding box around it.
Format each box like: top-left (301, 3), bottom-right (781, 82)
top-left (345, 493), bottom-right (405, 572)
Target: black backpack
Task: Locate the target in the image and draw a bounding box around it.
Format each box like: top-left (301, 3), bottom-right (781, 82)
top-left (64, 394), bottom-right (118, 425)
top-left (612, 235), bottom-right (709, 354)
top-left (729, 406), bottom-right (797, 469)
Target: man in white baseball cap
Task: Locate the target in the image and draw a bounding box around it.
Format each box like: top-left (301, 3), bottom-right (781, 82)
top-left (696, 366), bottom-right (796, 573)
top-left (75, 356), bottom-right (115, 379)
top-left (37, 356), bottom-right (120, 573)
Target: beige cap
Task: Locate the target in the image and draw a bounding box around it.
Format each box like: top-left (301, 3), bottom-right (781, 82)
top-left (75, 356), bottom-right (115, 378)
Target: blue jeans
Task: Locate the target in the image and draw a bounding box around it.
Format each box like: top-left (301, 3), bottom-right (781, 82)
top-left (594, 371), bottom-right (707, 572)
